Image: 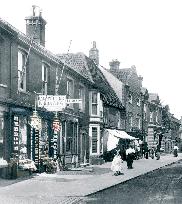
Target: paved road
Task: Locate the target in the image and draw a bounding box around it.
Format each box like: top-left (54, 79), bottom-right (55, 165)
top-left (78, 160), bottom-right (182, 204)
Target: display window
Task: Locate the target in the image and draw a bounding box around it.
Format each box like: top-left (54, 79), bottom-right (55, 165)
top-left (19, 116), bottom-right (28, 159)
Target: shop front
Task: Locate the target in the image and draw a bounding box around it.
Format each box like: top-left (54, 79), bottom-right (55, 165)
top-left (0, 105), bottom-right (8, 173)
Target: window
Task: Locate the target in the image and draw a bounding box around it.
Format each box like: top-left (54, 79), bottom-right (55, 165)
top-left (78, 85), bottom-right (85, 112)
top-left (136, 117), bottom-right (141, 129)
top-left (42, 63), bottom-right (49, 95)
top-left (128, 115), bottom-right (133, 128)
top-left (0, 117), bottom-right (4, 158)
top-left (128, 93), bottom-right (132, 104)
top-left (92, 127), bottom-right (98, 153)
top-left (67, 78), bottom-right (74, 108)
top-left (137, 98), bottom-right (140, 106)
top-left (18, 50), bottom-right (27, 91)
top-left (144, 104), bottom-right (147, 120)
top-left (91, 91), bottom-right (98, 115)
top-left (150, 112), bottom-right (153, 123)
top-left (0, 37), bottom-right (7, 86)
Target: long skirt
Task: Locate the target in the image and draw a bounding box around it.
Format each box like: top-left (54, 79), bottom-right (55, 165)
top-left (126, 154), bottom-right (133, 169)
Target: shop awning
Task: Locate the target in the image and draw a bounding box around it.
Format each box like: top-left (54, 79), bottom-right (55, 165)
top-left (106, 129), bottom-right (136, 140)
top-left (105, 129), bottom-right (136, 151)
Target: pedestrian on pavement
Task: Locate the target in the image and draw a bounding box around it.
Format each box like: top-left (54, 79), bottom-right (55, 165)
top-left (173, 144), bottom-right (179, 157)
top-left (126, 145), bottom-right (135, 169)
top-left (150, 147), bottom-right (155, 159)
top-left (111, 150), bottom-right (123, 176)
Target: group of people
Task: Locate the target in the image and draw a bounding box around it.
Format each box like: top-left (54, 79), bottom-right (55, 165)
top-left (111, 143), bottom-right (180, 176)
top-left (111, 145), bottom-right (135, 176)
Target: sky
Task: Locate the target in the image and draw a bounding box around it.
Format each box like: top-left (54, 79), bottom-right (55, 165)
top-left (1, 0), bottom-right (182, 119)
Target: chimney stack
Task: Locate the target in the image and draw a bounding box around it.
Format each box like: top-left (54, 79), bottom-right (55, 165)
top-left (25, 5), bottom-right (47, 46)
top-left (109, 59), bottom-right (120, 71)
top-left (89, 41), bottom-right (99, 66)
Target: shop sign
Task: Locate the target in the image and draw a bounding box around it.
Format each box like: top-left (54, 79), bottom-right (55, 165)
top-left (34, 129), bottom-right (40, 167)
top-left (66, 99), bottom-right (82, 103)
top-left (37, 95), bottom-right (82, 111)
top-left (51, 132), bottom-right (58, 159)
top-left (38, 95), bottom-right (67, 111)
top-left (13, 116), bottom-right (19, 153)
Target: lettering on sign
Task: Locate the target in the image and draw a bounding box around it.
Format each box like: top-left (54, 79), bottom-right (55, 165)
top-left (34, 129), bottom-right (40, 167)
top-left (38, 95), bottom-right (67, 111)
top-left (37, 95), bottom-right (82, 111)
top-left (13, 116), bottom-right (19, 153)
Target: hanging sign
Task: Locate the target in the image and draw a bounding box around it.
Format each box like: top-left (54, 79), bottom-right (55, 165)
top-left (13, 116), bottom-right (19, 153)
top-left (30, 111), bottom-right (42, 130)
top-left (52, 118), bottom-right (61, 132)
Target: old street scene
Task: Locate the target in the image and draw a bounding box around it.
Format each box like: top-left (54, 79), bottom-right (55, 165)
top-left (0, 2), bottom-right (182, 204)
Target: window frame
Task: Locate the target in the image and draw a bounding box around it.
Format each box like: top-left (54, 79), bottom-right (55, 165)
top-left (78, 84), bottom-right (85, 112)
top-left (89, 124), bottom-right (100, 155)
top-left (128, 93), bottom-right (133, 104)
top-left (42, 62), bottom-right (49, 95)
top-left (18, 48), bottom-right (28, 92)
top-left (90, 91), bottom-right (99, 116)
top-left (66, 77), bottom-right (74, 109)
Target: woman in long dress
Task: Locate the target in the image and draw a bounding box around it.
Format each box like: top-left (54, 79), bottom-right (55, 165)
top-left (111, 151), bottom-right (123, 176)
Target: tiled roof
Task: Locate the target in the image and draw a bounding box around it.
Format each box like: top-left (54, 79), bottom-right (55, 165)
top-left (99, 66), bottom-right (123, 102)
top-left (57, 53), bottom-right (94, 83)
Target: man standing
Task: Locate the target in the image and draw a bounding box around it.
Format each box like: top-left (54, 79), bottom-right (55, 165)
top-left (126, 145), bottom-right (135, 169)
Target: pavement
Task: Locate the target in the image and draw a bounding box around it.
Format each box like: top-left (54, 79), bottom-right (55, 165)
top-left (0, 153), bottom-right (181, 204)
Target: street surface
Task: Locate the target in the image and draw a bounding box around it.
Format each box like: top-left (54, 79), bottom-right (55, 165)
top-left (79, 160), bottom-right (182, 204)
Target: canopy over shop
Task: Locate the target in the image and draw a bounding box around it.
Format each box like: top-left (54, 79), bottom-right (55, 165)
top-left (103, 129), bottom-right (137, 152)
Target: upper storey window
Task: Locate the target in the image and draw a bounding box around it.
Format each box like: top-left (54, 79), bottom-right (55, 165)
top-left (18, 50), bottom-right (27, 91)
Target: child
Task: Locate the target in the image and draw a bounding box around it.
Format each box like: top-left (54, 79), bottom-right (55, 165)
top-left (111, 151), bottom-right (123, 176)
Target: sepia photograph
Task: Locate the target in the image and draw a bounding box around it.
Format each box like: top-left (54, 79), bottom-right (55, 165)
top-left (0, 0), bottom-right (182, 203)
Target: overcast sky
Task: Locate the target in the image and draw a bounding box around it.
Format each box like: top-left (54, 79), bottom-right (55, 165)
top-left (1, 0), bottom-right (182, 119)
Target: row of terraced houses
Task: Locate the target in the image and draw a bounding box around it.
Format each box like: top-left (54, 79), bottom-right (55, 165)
top-left (0, 9), bottom-right (181, 169)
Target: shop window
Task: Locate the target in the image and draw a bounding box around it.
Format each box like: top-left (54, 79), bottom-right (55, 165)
top-left (67, 78), bottom-right (74, 108)
top-left (0, 117), bottom-right (4, 158)
top-left (19, 116), bottom-right (28, 159)
top-left (42, 63), bottom-right (49, 95)
top-left (18, 50), bottom-right (27, 91)
top-left (78, 85), bottom-right (85, 112)
top-left (91, 91), bottom-right (98, 115)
